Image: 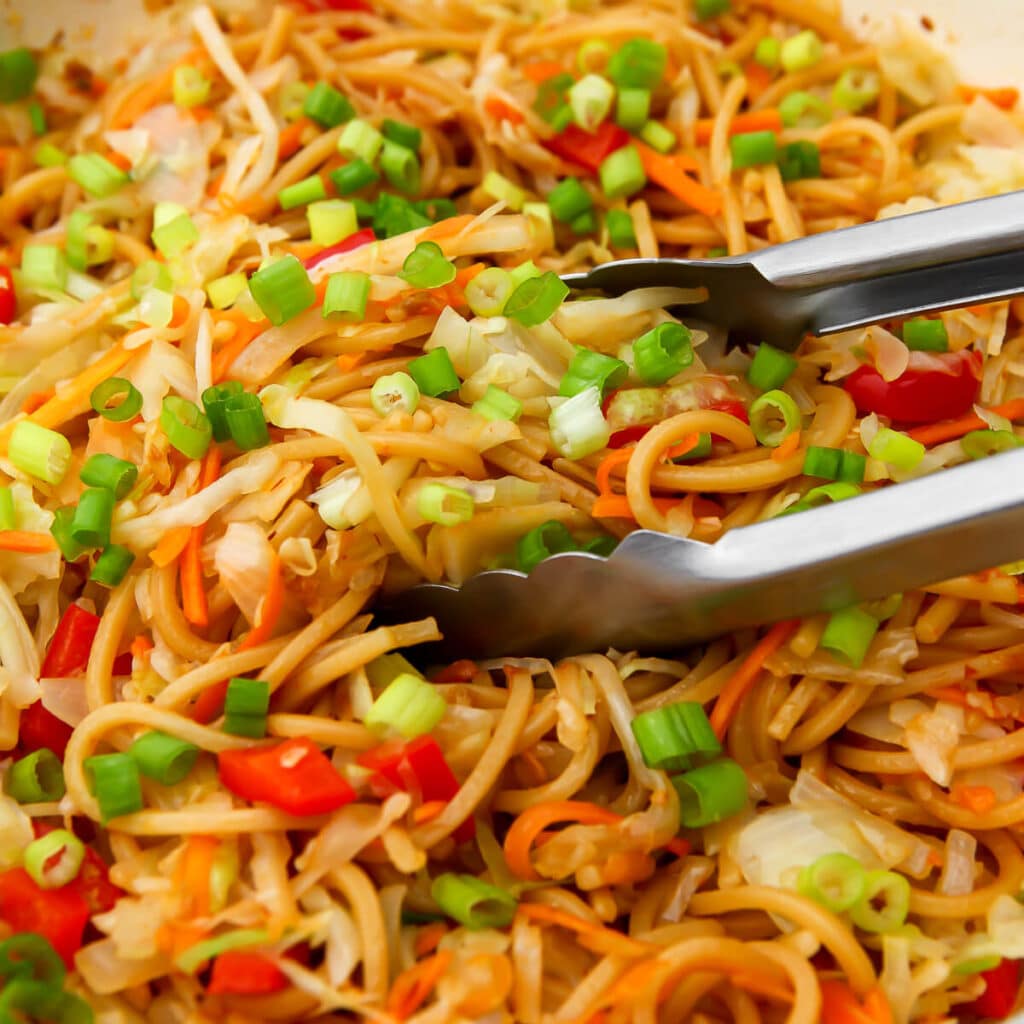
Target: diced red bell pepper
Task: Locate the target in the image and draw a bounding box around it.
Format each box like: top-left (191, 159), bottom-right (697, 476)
top-left (0, 267), bottom-right (15, 325)
top-left (0, 868), bottom-right (90, 968)
top-left (303, 227), bottom-right (377, 272)
top-left (842, 350), bottom-right (981, 425)
top-left (431, 659), bottom-right (477, 683)
top-left (33, 823), bottom-right (122, 915)
top-left (543, 121), bottom-right (630, 174)
top-left (16, 602), bottom-right (103, 757)
top-left (207, 951), bottom-right (289, 995)
top-left (16, 701), bottom-right (73, 758)
top-left (972, 959), bottom-right (1021, 1020)
top-left (218, 738), bottom-right (357, 817)
top-left (358, 736), bottom-right (474, 843)
top-left (40, 603), bottom-right (101, 677)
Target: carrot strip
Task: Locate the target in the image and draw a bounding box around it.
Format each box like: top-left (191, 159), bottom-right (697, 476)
top-left (503, 800), bottom-right (623, 881)
top-left (951, 784), bottom-right (997, 814)
top-left (169, 294), bottom-right (191, 329)
top-left (709, 619), bottom-right (799, 739)
top-left (958, 84), bottom-right (1019, 110)
top-left (236, 549), bottom-right (284, 652)
top-left (595, 448), bottom-right (634, 495)
top-left (0, 531), bottom-right (57, 554)
top-left (663, 433), bottom-right (700, 462)
top-left (484, 95), bottom-right (525, 124)
top-left (665, 837), bottom-right (691, 859)
top-left (129, 634), bottom-right (154, 661)
top-left (21, 389), bottom-right (54, 415)
top-left (0, 342), bottom-right (135, 454)
top-left (907, 397), bottom-right (1024, 446)
top-left (821, 980), bottom-right (892, 1024)
top-left (516, 904), bottom-right (655, 957)
top-left (601, 850), bottom-right (656, 885)
top-left (150, 526), bottom-right (193, 568)
top-left (278, 117), bottom-right (311, 160)
top-left (180, 445), bottom-right (222, 629)
top-left (772, 429), bottom-right (801, 462)
top-left (420, 214), bottom-right (476, 242)
top-left (192, 679), bottom-right (230, 725)
top-left (693, 109), bottom-right (783, 144)
top-left (522, 60), bottom-right (566, 83)
top-left (413, 922), bottom-right (447, 959)
top-left (178, 835), bottom-right (219, 919)
top-left (635, 142), bottom-right (722, 216)
top-left (743, 61), bottom-right (775, 103)
top-left (108, 51), bottom-right (203, 130)
top-left (591, 494), bottom-right (635, 519)
top-left (386, 950), bottom-right (453, 1021)
top-left (411, 800), bottom-right (448, 824)
top-left (210, 311), bottom-right (266, 383)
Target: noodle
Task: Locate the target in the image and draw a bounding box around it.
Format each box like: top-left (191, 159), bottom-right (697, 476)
top-left (1, 1), bottom-right (1024, 1021)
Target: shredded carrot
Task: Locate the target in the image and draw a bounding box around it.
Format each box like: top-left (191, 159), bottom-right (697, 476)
top-left (413, 922), bottom-right (447, 958)
top-left (237, 548), bottom-right (284, 651)
top-left (709, 619), bottom-right (799, 739)
top-left (743, 61), bottom-right (775, 103)
top-left (958, 84), bottom-right (1019, 110)
top-left (336, 351), bottom-right (368, 373)
top-left (772, 429), bottom-right (802, 462)
top-left (730, 971), bottom-right (794, 1004)
top-left (420, 214), bottom-right (476, 243)
top-left (484, 95), bottom-right (525, 124)
top-left (907, 397), bottom-right (1024, 446)
top-left (157, 921), bottom-right (209, 961)
top-left (104, 150), bottom-right (132, 173)
top-left (635, 141), bottom-right (722, 217)
top-left (411, 800), bottom-right (448, 824)
top-left (0, 342), bottom-right (135, 454)
top-left (150, 525), bottom-right (193, 568)
top-left (20, 389), bottom-right (54, 415)
top-left (592, 494), bottom-right (682, 520)
top-left (169, 294), bottom-right (191, 329)
top-left (925, 685), bottom-right (971, 707)
top-left (206, 172), bottom-right (225, 199)
top-left (129, 634), bottom-right (154, 661)
top-left (455, 954), bottom-right (514, 1016)
top-left (386, 950), bottom-right (453, 1021)
top-left (516, 904), bottom-right (655, 957)
top-left (278, 117), bottom-right (311, 160)
top-left (693, 109), bottom-right (783, 145)
top-left (601, 850), bottom-right (656, 885)
top-left (192, 679), bottom-right (230, 725)
top-left (0, 531), bottom-right (57, 554)
top-left (951, 783), bottom-right (997, 814)
top-left (595, 447), bottom-right (634, 495)
top-left (523, 60), bottom-right (566, 83)
top-left (109, 54), bottom-right (201, 130)
top-left (210, 310), bottom-right (266, 383)
top-left (663, 433), bottom-right (700, 462)
top-left (503, 800), bottom-right (623, 881)
top-left (178, 835), bottom-right (219, 919)
top-left (821, 981), bottom-right (893, 1024)
top-left (180, 445), bottom-right (222, 629)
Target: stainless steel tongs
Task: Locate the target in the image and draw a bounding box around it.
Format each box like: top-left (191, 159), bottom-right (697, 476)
top-left (386, 193), bottom-right (1024, 658)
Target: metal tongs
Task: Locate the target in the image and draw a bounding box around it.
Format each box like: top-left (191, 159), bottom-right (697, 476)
top-left (388, 193), bottom-right (1024, 658)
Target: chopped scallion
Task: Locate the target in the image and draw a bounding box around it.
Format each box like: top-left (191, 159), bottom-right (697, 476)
top-left (599, 144), bottom-right (647, 199)
top-left (9, 420), bottom-right (71, 485)
top-left (80, 453), bottom-right (138, 499)
top-left (820, 605), bottom-right (879, 668)
top-left (68, 153), bottom-right (127, 198)
top-left (417, 482), bottom-right (475, 526)
top-left (465, 266), bottom-right (514, 317)
top-left (631, 701), bottom-right (721, 773)
top-left (780, 30), bottom-right (823, 73)
top-left (90, 377), bottom-right (142, 422)
top-left (730, 129), bottom-right (778, 169)
top-left (408, 347), bottom-right (460, 398)
top-left (303, 81), bottom-right (355, 128)
top-left (5, 749), bottom-right (65, 804)
top-left (672, 758), bottom-right (747, 827)
top-left (172, 65), bottom-right (210, 108)
top-left (129, 730), bottom-right (199, 785)
top-left (472, 385), bottom-right (522, 422)
top-left (248, 254), bottom-right (316, 326)
top-left (749, 389), bottom-right (801, 447)
top-left (338, 118), bottom-right (383, 163)
top-left (482, 170), bottom-right (526, 212)
top-left (901, 317), bottom-right (948, 352)
top-left (560, 347), bottom-right (628, 398)
top-left (568, 73), bottom-right (615, 132)
top-left (504, 271), bottom-right (568, 326)
top-left (89, 544), bottom-right (135, 587)
top-left (431, 873), bottom-right (516, 930)
top-left (549, 385), bottom-right (610, 459)
top-left (632, 322), bottom-right (693, 385)
top-left (364, 672), bottom-right (448, 739)
top-left (398, 241), bottom-right (456, 289)
top-left (380, 140), bottom-right (421, 195)
top-left (747, 343), bottom-right (797, 390)
top-left (24, 829), bottom-right (84, 889)
top-left (322, 271), bottom-right (371, 320)
top-left (84, 752), bottom-right (143, 822)
top-left (370, 372), bottom-right (419, 417)
top-left (160, 395), bottom-right (213, 461)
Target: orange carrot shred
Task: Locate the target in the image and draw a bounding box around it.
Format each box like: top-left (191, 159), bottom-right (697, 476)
top-left (211, 310), bottom-right (266, 383)
top-left (957, 84), bottom-right (1019, 110)
top-left (772, 429), bottom-right (801, 462)
top-left (484, 95), bottom-right (525, 124)
top-left (0, 531), bottom-right (57, 554)
top-left (907, 397), bottom-right (1024, 447)
top-left (180, 445), bottom-right (222, 629)
top-left (413, 922), bottom-right (447, 959)
top-left (411, 800), bottom-right (448, 824)
top-left (387, 950), bottom-right (453, 1021)
top-left (951, 784), bottom-right (997, 814)
top-left (709, 619), bottom-right (799, 739)
top-left (237, 548), bottom-right (284, 651)
top-left (278, 117), bottom-right (311, 160)
top-left (21, 389), bottom-right (54, 415)
top-left (150, 526), bottom-right (193, 568)
top-left (178, 835), bottom-right (219, 919)
top-left (693, 109), bottom-right (783, 144)
top-left (129, 634), bottom-right (154, 660)
top-left (522, 60), bottom-right (566, 83)
top-left (635, 141), bottom-right (722, 217)
top-left (192, 679), bottom-right (230, 725)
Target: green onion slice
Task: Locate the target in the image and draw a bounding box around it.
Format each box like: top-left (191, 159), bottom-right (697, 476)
top-left (161, 396), bottom-right (213, 461)
top-left (672, 758), bottom-right (748, 828)
top-left (749, 389), bottom-right (801, 447)
top-left (631, 701), bottom-right (721, 774)
top-left (431, 873), bottom-right (517, 930)
top-left (129, 730), bottom-right (200, 785)
top-left (797, 852), bottom-right (866, 913)
top-left (399, 241), bottom-right (456, 289)
top-left (90, 377), bottom-right (142, 422)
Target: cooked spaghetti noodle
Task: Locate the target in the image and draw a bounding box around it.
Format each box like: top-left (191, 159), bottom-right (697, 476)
top-left (1, 1), bottom-right (1024, 1021)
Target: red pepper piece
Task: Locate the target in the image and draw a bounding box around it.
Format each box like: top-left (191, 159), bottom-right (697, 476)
top-left (207, 951), bottom-right (289, 995)
top-left (40, 602), bottom-right (101, 677)
top-left (111, 651), bottom-right (133, 676)
top-left (303, 227), bottom-right (377, 272)
top-left (0, 868), bottom-right (90, 968)
top-left (842, 350), bottom-right (980, 425)
top-left (543, 122), bottom-right (630, 174)
top-left (972, 959), bottom-right (1021, 1020)
top-left (0, 267), bottom-right (15, 325)
top-left (33, 823), bottom-right (122, 915)
top-left (16, 701), bottom-right (73, 758)
top-left (431, 659), bottom-right (477, 683)
top-left (218, 738), bottom-right (357, 817)
top-left (357, 736), bottom-right (474, 842)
